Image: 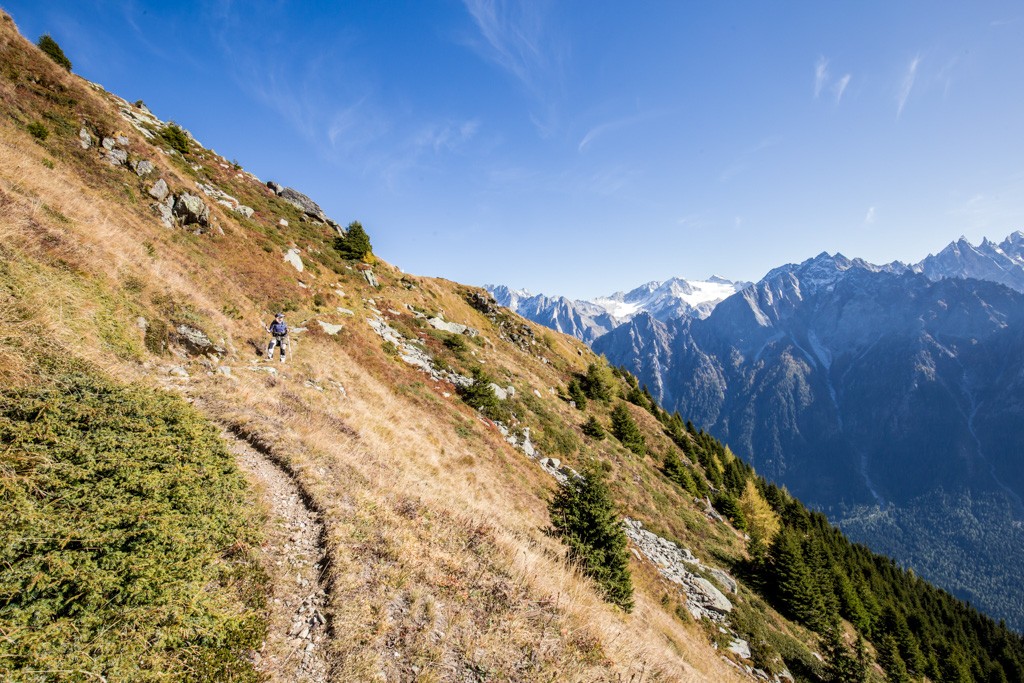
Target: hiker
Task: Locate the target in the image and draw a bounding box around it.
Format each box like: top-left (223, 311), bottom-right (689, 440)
top-left (266, 312), bottom-right (289, 362)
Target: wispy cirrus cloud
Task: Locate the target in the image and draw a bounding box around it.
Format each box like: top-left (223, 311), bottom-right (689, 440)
top-left (412, 120), bottom-right (481, 154)
top-left (719, 136), bottom-right (782, 182)
top-left (814, 56), bottom-right (851, 103)
top-left (462, 0), bottom-right (564, 134)
top-left (864, 206), bottom-right (876, 224)
top-left (897, 55), bottom-right (921, 118)
top-left (833, 74), bottom-right (851, 102)
top-left (814, 56), bottom-right (829, 98)
top-left (578, 109), bottom-right (672, 153)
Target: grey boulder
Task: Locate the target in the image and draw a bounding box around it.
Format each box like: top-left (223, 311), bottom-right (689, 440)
top-left (148, 178), bottom-right (169, 202)
top-left (172, 193), bottom-right (210, 226)
top-left (133, 159), bottom-right (154, 176)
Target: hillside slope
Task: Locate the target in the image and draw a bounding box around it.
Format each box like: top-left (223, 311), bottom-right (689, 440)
top-left (2, 11), bottom-right (1023, 683)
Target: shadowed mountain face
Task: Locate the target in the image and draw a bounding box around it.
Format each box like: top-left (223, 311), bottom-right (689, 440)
top-left (598, 253), bottom-right (1024, 508)
top-left (595, 252), bottom-right (1024, 628)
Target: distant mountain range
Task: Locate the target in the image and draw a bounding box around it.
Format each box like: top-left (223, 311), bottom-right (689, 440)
top-left (493, 231), bottom-right (1024, 630)
top-left (487, 276), bottom-right (749, 344)
top-left (914, 231), bottom-right (1024, 292)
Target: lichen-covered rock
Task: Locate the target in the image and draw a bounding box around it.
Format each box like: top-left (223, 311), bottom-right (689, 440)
top-left (133, 159), bottom-right (154, 176)
top-left (79, 127), bottom-right (93, 149)
top-left (174, 324), bottom-right (225, 356)
top-left (172, 192), bottom-right (209, 226)
top-left (234, 205), bottom-right (254, 218)
top-left (106, 147), bottom-right (128, 166)
top-left (149, 178), bottom-right (169, 201)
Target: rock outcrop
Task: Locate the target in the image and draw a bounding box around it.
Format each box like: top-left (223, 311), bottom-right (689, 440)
top-left (622, 518), bottom-right (733, 621)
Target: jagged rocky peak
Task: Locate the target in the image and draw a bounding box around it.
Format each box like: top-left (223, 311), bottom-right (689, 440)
top-left (914, 230), bottom-right (1024, 292)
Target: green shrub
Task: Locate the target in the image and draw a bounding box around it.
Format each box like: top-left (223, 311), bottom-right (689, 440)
top-left (334, 220), bottom-right (372, 260)
top-left (0, 372), bottom-right (265, 681)
top-left (159, 122), bottom-right (191, 155)
top-left (549, 465), bottom-right (634, 611)
top-left (37, 34), bottom-right (71, 71)
top-left (457, 367), bottom-right (507, 421)
top-left (27, 121), bottom-right (49, 141)
top-left (444, 333), bottom-right (468, 355)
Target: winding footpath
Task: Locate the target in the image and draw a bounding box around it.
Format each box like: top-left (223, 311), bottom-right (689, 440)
top-left (227, 434), bottom-right (331, 683)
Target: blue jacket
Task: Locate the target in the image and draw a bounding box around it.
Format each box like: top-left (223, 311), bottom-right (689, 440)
top-left (269, 321), bottom-right (288, 336)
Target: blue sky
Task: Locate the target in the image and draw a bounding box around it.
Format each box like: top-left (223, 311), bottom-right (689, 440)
top-left (8, 1), bottom-right (1024, 298)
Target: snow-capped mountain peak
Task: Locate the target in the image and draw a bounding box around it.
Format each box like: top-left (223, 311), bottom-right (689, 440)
top-left (486, 276), bottom-right (749, 344)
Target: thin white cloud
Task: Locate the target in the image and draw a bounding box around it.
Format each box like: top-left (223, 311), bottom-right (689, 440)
top-left (833, 74), bottom-right (851, 102)
top-left (814, 56), bottom-right (829, 98)
top-left (719, 136), bottom-right (782, 182)
top-left (412, 120), bottom-right (481, 153)
top-left (864, 206), bottom-right (876, 224)
top-left (897, 56), bottom-right (921, 118)
top-left (578, 109), bottom-right (671, 153)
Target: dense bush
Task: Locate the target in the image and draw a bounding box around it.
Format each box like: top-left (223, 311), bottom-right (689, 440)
top-left (26, 121), bottom-right (49, 141)
top-left (457, 366), bottom-right (507, 421)
top-left (549, 465), bottom-right (634, 611)
top-left (0, 372), bottom-right (266, 681)
top-left (37, 34), bottom-right (70, 71)
top-left (159, 122), bottom-right (190, 155)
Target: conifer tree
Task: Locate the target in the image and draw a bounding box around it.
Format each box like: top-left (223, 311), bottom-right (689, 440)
top-left (37, 34), bottom-right (71, 71)
top-left (567, 378), bottom-right (587, 409)
top-left (610, 402), bottom-right (646, 455)
top-left (334, 220), bottom-right (373, 260)
top-left (548, 465), bottom-right (633, 611)
top-left (738, 479), bottom-right (781, 560)
top-left (822, 620), bottom-right (869, 683)
top-left (581, 361), bottom-right (616, 402)
top-left (769, 527), bottom-right (818, 625)
top-left (581, 415), bottom-right (606, 439)
top-left (877, 634), bottom-right (911, 683)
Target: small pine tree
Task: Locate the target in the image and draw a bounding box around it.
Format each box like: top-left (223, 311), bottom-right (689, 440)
top-left (581, 415), bottom-right (605, 439)
top-left (581, 361), bottom-right (616, 402)
top-left (548, 465), bottom-right (634, 611)
top-left (610, 403), bottom-right (646, 455)
top-left (567, 378), bottom-right (587, 409)
top-left (37, 34), bottom-right (71, 71)
top-left (335, 220), bottom-right (372, 260)
top-left (663, 449), bottom-right (698, 495)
